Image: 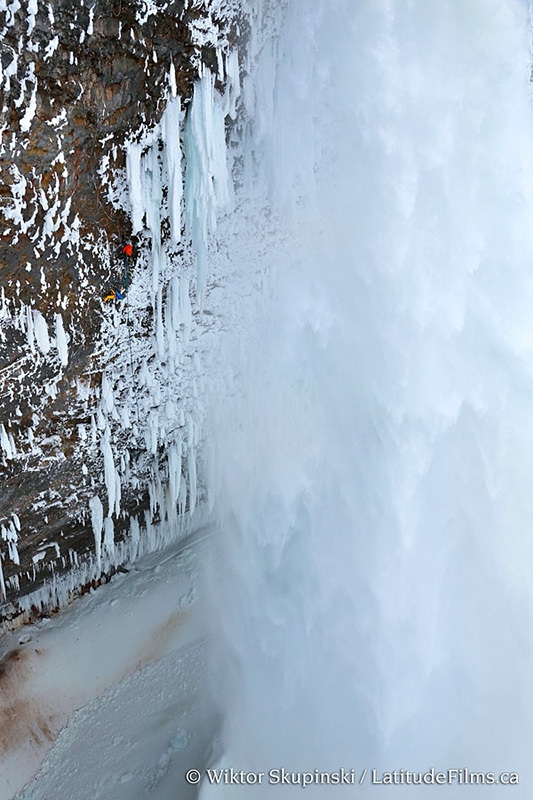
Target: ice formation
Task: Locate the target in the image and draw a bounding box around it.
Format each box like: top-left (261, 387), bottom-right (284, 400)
top-left (0, 0), bottom-right (241, 621)
top-left (199, 0), bottom-right (533, 795)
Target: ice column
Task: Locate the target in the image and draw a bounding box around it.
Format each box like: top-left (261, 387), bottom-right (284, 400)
top-left (184, 68), bottom-right (229, 300)
top-left (162, 96), bottom-right (183, 243)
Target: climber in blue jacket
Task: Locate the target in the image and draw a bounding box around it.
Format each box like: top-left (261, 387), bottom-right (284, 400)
top-left (103, 288), bottom-right (124, 302)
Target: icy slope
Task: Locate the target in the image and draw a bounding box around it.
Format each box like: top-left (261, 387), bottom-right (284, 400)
top-left (0, 528), bottom-right (215, 799)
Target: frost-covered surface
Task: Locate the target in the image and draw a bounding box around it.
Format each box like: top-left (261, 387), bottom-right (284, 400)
top-left (0, 528), bottom-right (215, 799)
top-left (0, 0), bottom-right (240, 617)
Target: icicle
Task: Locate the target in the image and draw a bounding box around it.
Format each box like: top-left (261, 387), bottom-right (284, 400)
top-left (169, 61), bottom-right (177, 98)
top-left (101, 425), bottom-right (117, 516)
top-left (143, 145), bottom-right (162, 249)
top-left (216, 48), bottom-right (225, 82)
top-left (126, 141), bottom-right (145, 233)
top-left (180, 276), bottom-right (192, 346)
top-left (100, 373), bottom-right (115, 417)
top-left (103, 517), bottom-right (115, 559)
top-left (224, 49), bottom-right (241, 120)
top-left (156, 284), bottom-right (165, 359)
top-left (166, 279), bottom-right (180, 363)
top-left (162, 96), bottom-right (183, 243)
top-left (178, 479), bottom-right (187, 516)
top-left (187, 448), bottom-right (197, 513)
top-left (151, 241), bottom-right (162, 298)
top-left (89, 495), bottom-right (103, 570)
top-left (114, 466), bottom-right (121, 517)
top-left (2, 520), bottom-right (20, 565)
top-left (130, 516), bottom-right (140, 563)
top-left (184, 69), bottom-right (229, 300)
top-left (168, 439), bottom-right (182, 507)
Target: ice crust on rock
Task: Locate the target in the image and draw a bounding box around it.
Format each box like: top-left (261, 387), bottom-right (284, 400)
top-left (0, 3), bottom-right (241, 622)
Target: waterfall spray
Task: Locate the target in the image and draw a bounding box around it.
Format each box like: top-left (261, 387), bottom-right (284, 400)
top-left (204, 1), bottom-right (533, 796)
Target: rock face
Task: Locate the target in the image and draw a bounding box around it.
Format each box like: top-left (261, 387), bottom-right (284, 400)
top-left (0, 0), bottom-right (235, 622)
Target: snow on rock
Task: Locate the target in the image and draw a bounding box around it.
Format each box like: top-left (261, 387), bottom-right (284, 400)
top-left (87, 5), bottom-right (94, 36)
top-left (0, 558), bottom-right (6, 602)
top-left (32, 310), bottom-right (50, 355)
top-left (25, 304), bottom-right (35, 353)
top-left (0, 423), bottom-right (14, 460)
top-left (0, 0), bottom-right (243, 619)
top-left (54, 312), bottom-right (69, 367)
top-left (43, 35), bottom-right (59, 61)
top-left (19, 64), bottom-right (37, 132)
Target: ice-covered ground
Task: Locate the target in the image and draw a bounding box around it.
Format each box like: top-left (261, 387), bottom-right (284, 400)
top-left (0, 528), bottom-right (216, 800)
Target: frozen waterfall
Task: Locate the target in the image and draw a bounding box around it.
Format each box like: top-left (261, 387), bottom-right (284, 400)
top-left (202, 0), bottom-right (533, 797)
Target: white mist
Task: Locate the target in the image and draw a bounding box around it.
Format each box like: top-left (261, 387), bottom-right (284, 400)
top-left (204, 1), bottom-right (533, 796)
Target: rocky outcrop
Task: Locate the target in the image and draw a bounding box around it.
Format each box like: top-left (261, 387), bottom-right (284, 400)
top-left (0, 0), bottom-right (236, 622)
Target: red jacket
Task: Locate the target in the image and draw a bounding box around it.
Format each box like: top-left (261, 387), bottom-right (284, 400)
top-left (123, 243), bottom-right (133, 257)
